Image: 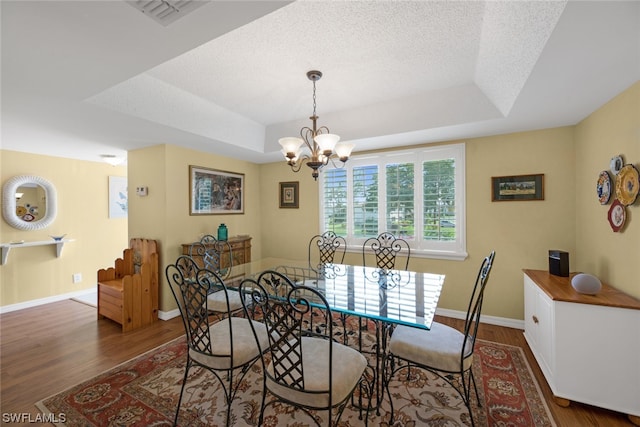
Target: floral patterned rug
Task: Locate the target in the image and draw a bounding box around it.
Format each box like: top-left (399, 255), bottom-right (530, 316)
top-left (37, 319), bottom-right (556, 427)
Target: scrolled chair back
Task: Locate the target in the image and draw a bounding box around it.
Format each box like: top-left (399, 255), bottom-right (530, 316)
top-left (188, 234), bottom-right (233, 278)
top-left (462, 250), bottom-right (496, 357)
top-left (239, 270), bottom-right (297, 324)
top-left (362, 231), bottom-right (411, 271)
top-left (166, 256), bottom-right (230, 356)
top-left (309, 231), bottom-right (347, 273)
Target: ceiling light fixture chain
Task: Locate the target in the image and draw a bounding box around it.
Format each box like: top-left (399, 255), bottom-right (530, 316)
top-left (279, 70), bottom-right (355, 181)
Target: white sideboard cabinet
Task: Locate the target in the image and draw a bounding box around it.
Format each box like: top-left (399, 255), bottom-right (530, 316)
top-left (523, 269), bottom-right (640, 425)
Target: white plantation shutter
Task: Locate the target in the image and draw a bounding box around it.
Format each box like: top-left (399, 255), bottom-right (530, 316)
top-left (352, 165), bottom-right (378, 238)
top-left (322, 169), bottom-right (347, 235)
top-left (320, 143), bottom-right (466, 260)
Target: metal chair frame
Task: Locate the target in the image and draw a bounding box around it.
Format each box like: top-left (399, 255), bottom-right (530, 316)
top-left (165, 256), bottom-right (261, 426)
top-left (362, 232), bottom-right (411, 271)
top-left (188, 234), bottom-right (233, 279)
top-left (188, 235), bottom-right (244, 319)
top-left (384, 250), bottom-right (496, 427)
top-left (240, 270), bottom-right (370, 427)
top-left (308, 231), bottom-right (347, 273)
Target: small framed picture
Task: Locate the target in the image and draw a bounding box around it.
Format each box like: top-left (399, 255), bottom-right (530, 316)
top-left (279, 181), bottom-right (299, 209)
top-left (108, 176), bottom-right (128, 218)
top-left (491, 174), bottom-right (544, 201)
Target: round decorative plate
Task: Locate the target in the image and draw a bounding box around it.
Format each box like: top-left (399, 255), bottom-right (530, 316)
top-left (596, 170), bottom-right (611, 204)
top-left (615, 164), bottom-right (639, 206)
top-left (610, 155), bottom-right (624, 175)
top-left (607, 199), bottom-right (626, 232)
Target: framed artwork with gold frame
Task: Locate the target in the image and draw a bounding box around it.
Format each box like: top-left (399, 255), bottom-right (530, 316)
top-left (491, 174), bottom-right (544, 201)
top-left (279, 181), bottom-right (299, 209)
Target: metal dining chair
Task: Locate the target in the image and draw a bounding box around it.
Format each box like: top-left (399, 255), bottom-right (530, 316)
top-left (384, 250), bottom-right (496, 427)
top-left (240, 270), bottom-right (370, 427)
top-left (188, 235), bottom-right (244, 317)
top-left (188, 234), bottom-right (233, 278)
top-left (165, 256), bottom-right (269, 426)
top-left (362, 232), bottom-right (410, 270)
top-left (308, 231), bottom-right (347, 273)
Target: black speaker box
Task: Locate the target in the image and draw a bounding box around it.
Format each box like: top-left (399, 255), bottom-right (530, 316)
top-left (548, 250), bottom-right (569, 277)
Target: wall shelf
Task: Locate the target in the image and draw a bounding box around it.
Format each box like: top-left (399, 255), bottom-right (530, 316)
top-left (0, 239), bottom-right (74, 265)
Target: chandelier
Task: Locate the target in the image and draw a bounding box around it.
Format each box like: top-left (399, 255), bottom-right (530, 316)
top-left (279, 70), bottom-right (355, 180)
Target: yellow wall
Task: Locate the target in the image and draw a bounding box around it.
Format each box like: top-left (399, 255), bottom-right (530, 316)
top-left (259, 162), bottom-right (321, 260)
top-left (260, 127), bottom-right (576, 320)
top-left (127, 144), bottom-right (263, 312)
top-left (0, 150), bottom-right (128, 306)
top-left (574, 81), bottom-right (640, 298)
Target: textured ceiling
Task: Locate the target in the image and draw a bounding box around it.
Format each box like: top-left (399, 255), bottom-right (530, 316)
top-left (2, 1), bottom-right (639, 165)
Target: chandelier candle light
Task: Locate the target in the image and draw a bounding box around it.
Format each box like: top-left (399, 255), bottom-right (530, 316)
top-left (279, 70), bottom-right (355, 180)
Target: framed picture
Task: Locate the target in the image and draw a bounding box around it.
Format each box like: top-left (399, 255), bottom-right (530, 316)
top-left (190, 165), bottom-right (244, 215)
top-left (491, 174), bottom-right (544, 201)
top-left (108, 176), bottom-right (128, 218)
top-left (279, 181), bottom-right (299, 209)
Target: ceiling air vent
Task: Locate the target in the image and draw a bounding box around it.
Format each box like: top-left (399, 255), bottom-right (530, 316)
top-left (127, 0), bottom-right (207, 27)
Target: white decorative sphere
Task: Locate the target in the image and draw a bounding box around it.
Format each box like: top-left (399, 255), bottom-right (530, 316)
top-left (571, 273), bottom-right (602, 295)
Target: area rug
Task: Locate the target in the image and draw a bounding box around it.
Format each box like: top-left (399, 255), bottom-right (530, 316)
top-left (36, 322), bottom-right (556, 427)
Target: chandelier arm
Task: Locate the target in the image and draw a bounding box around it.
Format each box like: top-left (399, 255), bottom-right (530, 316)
top-left (328, 156), bottom-right (348, 169)
top-left (289, 154), bottom-right (310, 173)
top-left (300, 127), bottom-right (316, 151)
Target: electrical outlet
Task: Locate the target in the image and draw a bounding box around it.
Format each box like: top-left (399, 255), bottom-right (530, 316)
top-left (72, 273), bottom-right (82, 284)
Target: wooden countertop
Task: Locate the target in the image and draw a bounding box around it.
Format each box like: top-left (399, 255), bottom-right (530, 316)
top-left (523, 269), bottom-right (640, 311)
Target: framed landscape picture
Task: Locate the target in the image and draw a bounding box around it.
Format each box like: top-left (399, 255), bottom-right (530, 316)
top-left (279, 181), bottom-right (299, 208)
top-left (190, 166), bottom-right (244, 214)
top-left (491, 174), bottom-right (544, 201)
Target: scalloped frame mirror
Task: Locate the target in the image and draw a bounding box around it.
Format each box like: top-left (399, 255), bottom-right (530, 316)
top-left (2, 175), bottom-right (57, 231)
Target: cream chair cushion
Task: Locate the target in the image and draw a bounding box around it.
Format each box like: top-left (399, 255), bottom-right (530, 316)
top-left (389, 322), bottom-right (473, 372)
top-left (206, 289), bottom-right (246, 313)
top-left (190, 317), bottom-right (268, 370)
top-left (266, 336), bottom-right (367, 408)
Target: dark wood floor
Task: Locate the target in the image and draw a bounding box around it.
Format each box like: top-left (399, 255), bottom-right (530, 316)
top-left (0, 299), bottom-right (633, 426)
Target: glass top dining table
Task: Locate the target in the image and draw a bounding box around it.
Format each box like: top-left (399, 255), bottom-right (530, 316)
top-left (227, 257), bottom-right (445, 330)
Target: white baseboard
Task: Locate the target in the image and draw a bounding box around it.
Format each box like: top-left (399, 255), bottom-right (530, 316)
top-left (436, 307), bottom-right (524, 330)
top-left (158, 309), bottom-right (180, 321)
top-left (0, 287), bottom-right (97, 314)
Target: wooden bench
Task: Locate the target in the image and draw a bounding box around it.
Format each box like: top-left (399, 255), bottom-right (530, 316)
top-left (97, 238), bottom-right (159, 332)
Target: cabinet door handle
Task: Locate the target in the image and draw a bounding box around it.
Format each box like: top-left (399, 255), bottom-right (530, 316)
top-left (532, 315), bottom-right (539, 324)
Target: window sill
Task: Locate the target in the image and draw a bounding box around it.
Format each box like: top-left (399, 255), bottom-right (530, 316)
top-left (346, 246), bottom-right (467, 261)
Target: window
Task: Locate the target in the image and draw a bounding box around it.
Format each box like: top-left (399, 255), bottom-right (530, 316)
top-left (320, 143), bottom-right (466, 260)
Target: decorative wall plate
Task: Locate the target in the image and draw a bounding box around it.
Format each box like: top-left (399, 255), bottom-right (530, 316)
top-left (596, 170), bottom-right (611, 204)
top-left (607, 199), bottom-right (626, 232)
top-left (615, 164), bottom-right (639, 206)
top-left (610, 155), bottom-right (624, 175)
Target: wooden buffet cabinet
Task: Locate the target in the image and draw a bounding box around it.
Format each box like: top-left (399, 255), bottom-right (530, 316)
top-left (182, 235), bottom-right (251, 269)
top-left (523, 269), bottom-right (640, 425)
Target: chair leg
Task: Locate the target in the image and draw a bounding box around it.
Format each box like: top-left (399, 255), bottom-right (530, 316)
top-left (461, 370), bottom-right (475, 427)
top-left (174, 358), bottom-right (192, 426)
top-left (384, 355), bottom-right (396, 425)
top-left (257, 381), bottom-right (267, 426)
top-left (470, 369), bottom-right (481, 406)
top-left (225, 367), bottom-right (235, 427)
